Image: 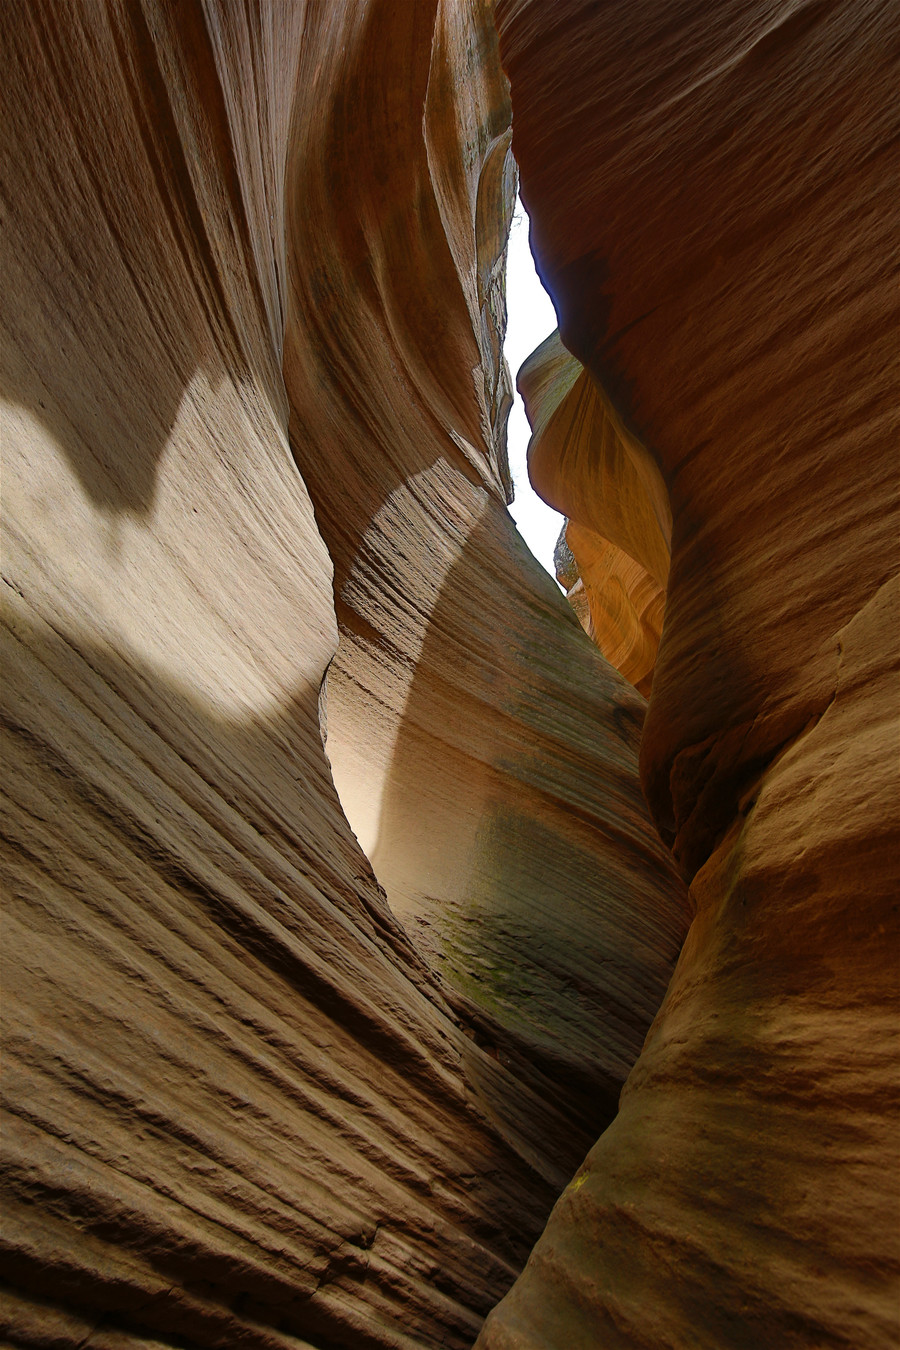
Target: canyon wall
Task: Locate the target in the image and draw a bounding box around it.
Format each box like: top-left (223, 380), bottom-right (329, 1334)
top-left (1, 2), bottom-right (688, 1347)
top-left (519, 332), bottom-right (670, 694)
top-left (479, 1), bottom-right (900, 1346)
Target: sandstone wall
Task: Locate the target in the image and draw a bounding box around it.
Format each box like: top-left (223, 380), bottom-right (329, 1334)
top-left (281, 0), bottom-right (686, 1148)
top-left (0, 3), bottom-right (688, 1346)
top-left (518, 331), bottom-right (670, 694)
top-left (479, 1), bottom-right (900, 1345)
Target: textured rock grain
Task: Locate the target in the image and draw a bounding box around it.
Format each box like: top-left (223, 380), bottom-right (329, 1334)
top-left (0, 2), bottom-right (688, 1346)
top-left (478, 0), bottom-right (900, 1345)
top-left (281, 1), bottom-right (687, 1133)
top-left (518, 332), bottom-right (670, 695)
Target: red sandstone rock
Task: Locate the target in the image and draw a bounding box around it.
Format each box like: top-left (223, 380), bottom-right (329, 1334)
top-left (0, 2), bottom-right (688, 1345)
top-left (478, 0), bottom-right (900, 1344)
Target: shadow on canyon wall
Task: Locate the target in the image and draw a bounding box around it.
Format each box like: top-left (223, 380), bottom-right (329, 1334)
top-left (2, 596), bottom-right (606, 1346)
top-left (1, 1), bottom-right (280, 519)
top-left (320, 493), bottom-right (690, 1158)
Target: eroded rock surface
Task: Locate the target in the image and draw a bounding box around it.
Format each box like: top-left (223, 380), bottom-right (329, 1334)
top-left (1, 2), bottom-right (688, 1346)
top-left (557, 521), bottom-right (664, 698)
top-left (478, 0), bottom-right (900, 1345)
top-left (519, 332), bottom-right (670, 696)
top-left (281, 0), bottom-right (686, 1142)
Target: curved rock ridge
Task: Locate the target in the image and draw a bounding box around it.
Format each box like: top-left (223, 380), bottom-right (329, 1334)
top-left (1, 2), bottom-right (688, 1346)
top-left (478, 0), bottom-right (900, 1345)
top-left (518, 331), bottom-right (669, 694)
top-left (520, 333), bottom-right (671, 590)
top-left (281, 0), bottom-right (688, 1142)
top-left (556, 522), bottom-right (664, 698)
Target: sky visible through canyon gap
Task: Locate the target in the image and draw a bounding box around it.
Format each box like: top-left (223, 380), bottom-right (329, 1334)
top-left (504, 196), bottom-right (564, 579)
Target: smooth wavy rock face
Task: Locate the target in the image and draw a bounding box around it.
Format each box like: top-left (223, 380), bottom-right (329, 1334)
top-left (478, 0), bottom-right (900, 1346)
top-left (560, 522), bottom-right (665, 699)
top-left (517, 331), bottom-right (671, 694)
top-left (281, 0), bottom-right (687, 1148)
top-left (1, 2), bottom-right (688, 1346)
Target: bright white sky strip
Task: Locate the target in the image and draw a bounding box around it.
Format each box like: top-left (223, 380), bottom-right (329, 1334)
top-left (504, 196), bottom-right (564, 579)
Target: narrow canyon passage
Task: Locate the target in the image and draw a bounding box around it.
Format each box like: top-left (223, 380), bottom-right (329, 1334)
top-left (1, 2), bottom-right (897, 1349)
top-left (280, 0), bottom-right (689, 1216)
top-left (1, 3), bottom-right (689, 1345)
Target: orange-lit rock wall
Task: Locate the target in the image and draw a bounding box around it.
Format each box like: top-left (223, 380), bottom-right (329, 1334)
top-left (479, 0), bottom-right (900, 1345)
top-left (1, 2), bottom-right (688, 1346)
top-left (517, 331), bottom-right (671, 694)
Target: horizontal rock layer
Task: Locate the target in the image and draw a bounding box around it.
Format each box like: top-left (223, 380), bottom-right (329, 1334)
top-left (479, 0), bottom-right (900, 1345)
top-left (0, 2), bottom-right (687, 1346)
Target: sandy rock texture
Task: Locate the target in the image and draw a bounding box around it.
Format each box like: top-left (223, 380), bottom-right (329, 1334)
top-left (282, 0), bottom-right (687, 1146)
top-left (518, 332), bottom-right (671, 695)
top-left (1, 2), bottom-right (688, 1346)
top-left (478, 0), bottom-right (900, 1345)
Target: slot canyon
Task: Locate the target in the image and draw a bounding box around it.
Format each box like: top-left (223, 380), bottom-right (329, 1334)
top-left (1, 1), bottom-right (897, 1347)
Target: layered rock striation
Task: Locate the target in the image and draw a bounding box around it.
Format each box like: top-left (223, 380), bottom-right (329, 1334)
top-left (479, 0), bottom-right (900, 1345)
top-left (518, 331), bottom-right (671, 695)
top-left (1, 3), bottom-right (688, 1347)
top-left (282, 0), bottom-right (686, 1145)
